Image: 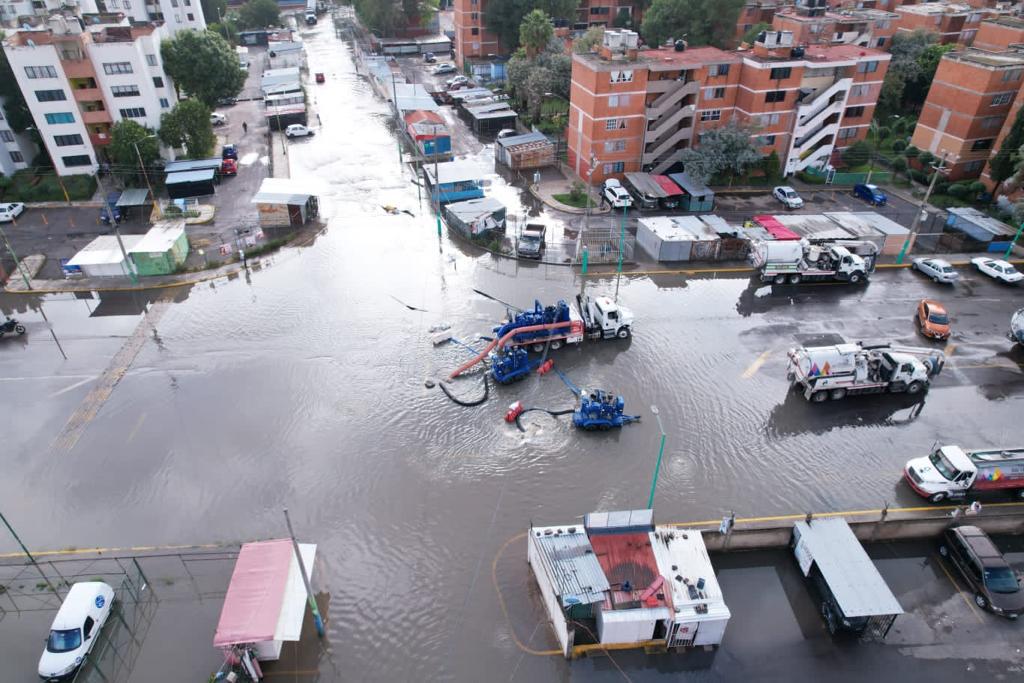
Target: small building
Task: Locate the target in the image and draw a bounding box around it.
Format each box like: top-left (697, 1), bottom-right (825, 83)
top-left (65, 235), bottom-right (143, 278)
top-left (404, 110), bottom-right (451, 160)
top-left (463, 102), bottom-right (517, 135)
top-left (528, 509), bottom-right (730, 659)
top-left (667, 172), bottom-right (714, 212)
top-left (423, 161), bottom-right (485, 204)
top-left (252, 178), bottom-right (321, 228)
top-left (261, 67), bottom-right (302, 93)
top-left (701, 215), bottom-right (749, 260)
top-left (823, 212), bottom-right (912, 255)
top-left (636, 216), bottom-right (721, 262)
top-left (375, 34), bottom-right (452, 56)
top-left (443, 197), bottom-right (506, 237)
top-left (393, 83), bottom-right (439, 113)
top-left (623, 172), bottom-right (682, 211)
top-left (166, 169), bottom-right (217, 199)
top-left (129, 222), bottom-right (189, 276)
top-left (164, 159), bottom-right (223, 175)
top-left (114, 188), bottom-right (152, 220)
top-left (946, 207), bottom-right (1018, 251)
top-left (268, 41), bottom-right (306, 70)
top-left (495, 132), bottom-right (554, 170)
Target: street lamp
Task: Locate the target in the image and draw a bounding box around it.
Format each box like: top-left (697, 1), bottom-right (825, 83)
top-left (646, 405), bottom-right (667, 510)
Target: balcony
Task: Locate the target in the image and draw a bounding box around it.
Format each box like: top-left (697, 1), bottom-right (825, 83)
top-left (60, 59), bottom-right (96, 79)
top-left (795, 78), bottom-right (852, 126)
top-left (81, 109), bottom-right (112, 125)
top-left (89, 132), bottom-right (111, 146)
top-left (72, 87), bottom-right (102, 102)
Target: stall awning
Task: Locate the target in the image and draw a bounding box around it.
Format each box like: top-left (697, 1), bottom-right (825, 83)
top-left (115, 188), bottom-right (150, 207)
top-left (652, 175), bottom-right (683, 197)
top-left (754, 215), bottom-right (800, 241)
top-left (166, 169), bottom-right (216, 185)
top-left (214, 539), bottom-right (317, 648)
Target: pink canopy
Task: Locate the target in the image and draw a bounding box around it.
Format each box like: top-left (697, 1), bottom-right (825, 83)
top-left (754, 215), bottom-right (800, 241)
top-left (214, 539), bottom-right (294, 647)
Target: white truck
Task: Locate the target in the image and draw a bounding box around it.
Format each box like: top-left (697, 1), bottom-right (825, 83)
top-left (751, 239), bottom-right (878, 285)
top-left (787, 341), bottom-right (945, 402)
top-left (905, 445), bottom-right (1024, 502)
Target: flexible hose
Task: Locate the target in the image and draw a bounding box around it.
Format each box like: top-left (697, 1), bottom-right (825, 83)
top-left (438, 373), bottom-right (489, 407)
top-left (514, 407), bottom-right (575, 432)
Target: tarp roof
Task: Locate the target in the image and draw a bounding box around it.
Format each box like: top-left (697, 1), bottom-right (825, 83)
top-left (130, 223), bottom-right (185, 254)
top-left (213, 539), bottom-right (317, 647)
top-left (753, 215), bottom-right (800, 240)
top-left (115, 188), bottom-right (150, 207)
top-left (65, 235), bottom-right (143, 267)
top-left (404, 110), bottom-right (444, 126)
top-left (252, 177), bottom-right (322, 205)
top-left (424, 161), bottom-right (484, 185)
top-left (166, 169), bottom-right (216, 184)
top-left (652, 174), bottom-right (683, 197)
top-left (164, 159), bottom-right (222, 174)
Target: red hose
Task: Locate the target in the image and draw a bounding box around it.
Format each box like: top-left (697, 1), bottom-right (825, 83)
top-left (448, 321), bottom-right (574, 379)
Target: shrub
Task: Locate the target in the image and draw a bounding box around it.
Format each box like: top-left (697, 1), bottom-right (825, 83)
top-left (891, 139), bottom-right (906, 153)
top-left (968, 181), bottom-right (986, 194)
top-left (842, 140), bottom-right (871, 167)
top-left (568, 180), bottom-right (586, 203)
top-left (933, 180), bottom-right (950, 196)
top-left (917, 151), bottom-right (936, 167)
top-left (890, 157), bottom-right (907, 173)
top-left (875, 126), bottom-right (891, 141)
top-left (904, 145), bottom-right (920, 160)
top-left (946, 183), bottom-right (970, 198)
top-left (909, 169), bottom-right (929, 184)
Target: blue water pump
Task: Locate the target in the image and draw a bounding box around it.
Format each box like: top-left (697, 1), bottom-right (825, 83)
top-left (572, 389), bottom-right (641, 430)
top-left (489, 346), bottom-right (537, 385)
top-left (493, 300), bottom-right (571, 345)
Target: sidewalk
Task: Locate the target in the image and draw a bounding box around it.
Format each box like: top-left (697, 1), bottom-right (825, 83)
top-left (529, 165), bottom-right (610, 215)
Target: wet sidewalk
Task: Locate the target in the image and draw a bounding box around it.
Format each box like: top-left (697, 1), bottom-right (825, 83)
top-left (530, 165), bottom-right (610, 215)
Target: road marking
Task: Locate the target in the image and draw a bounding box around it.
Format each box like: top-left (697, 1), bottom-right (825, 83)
top-left (945, 343), bottom-right (957, 357)
top-left (934, 552), bottom-right (985, 624)
top-left (949, 362), bottom-right (1021, 371)
top-left (742, 349), bottom-right (773, 379)
top-left (0, 542), bottom-right (228, 559)
top-left (126, 412), bottom-right (146, 444)
top-left (41, 213), bottom-right (48, 226)
top-left (47, 376), bottom-right (95, 398)
top-left (0, 374), bottom-right (96, 382)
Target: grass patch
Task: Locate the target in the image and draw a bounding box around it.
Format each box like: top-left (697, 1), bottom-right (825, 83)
top-left (0, 171), bottom-right (96, 202)
top-left (928, 194), bottom-right (972, 210)
top-left (552, 193), bottom-right (593, 209)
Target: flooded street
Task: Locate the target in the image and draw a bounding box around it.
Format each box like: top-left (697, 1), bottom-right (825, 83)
top-left (3, 20), bottom-right (1024, 682)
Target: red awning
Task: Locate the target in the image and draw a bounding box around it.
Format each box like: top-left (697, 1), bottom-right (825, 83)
top-left (754, 215), bottom-right (800, 241)
top-left (652, 175), bottom-right (683, 197)
top-left (213, 539), bottom-right (293, 647)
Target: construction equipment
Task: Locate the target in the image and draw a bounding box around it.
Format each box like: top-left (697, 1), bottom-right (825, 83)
top-left (489, 347), bottom-right (537, 384)
top-left (573, 389), bottom-right (640, 430)
top-left (751, 239), bottom-right (878, 285)
top-left (787, 341), bottom-right (945, 402)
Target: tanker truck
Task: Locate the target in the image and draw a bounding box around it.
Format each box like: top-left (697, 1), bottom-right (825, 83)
top-left (787, 341), bottom-right (945, 402)
top-left (905, 445), bottom-right (1024, 503)
top-left (750, 239), bottom-right (878, 285)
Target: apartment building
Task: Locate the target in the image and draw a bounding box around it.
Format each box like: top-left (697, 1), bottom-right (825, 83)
top-left (0, 0), bottom-right (98, 29)
top-left (911, 47), bottom-right (1024, 182)
top-left (568, 29), bottom-right (889, 184)
top-left (972, 16), bottom-right (1024, 52)
top-left (0, 98), bottom-right (36, 175)
top-left (1, 0), bottom-right (202, 33)
top-left (736, 0), bottom-right (786, 45)
top-left (771, 6), bottom-right (899, 49)
top-left (573, 0), bottom-right (643, 31)
top-left (894, 2), bottom-right (993, 45)
top-left (3, 14), bottom-right (176, 175)
top-left (452, 0), bottom-right (499, 61)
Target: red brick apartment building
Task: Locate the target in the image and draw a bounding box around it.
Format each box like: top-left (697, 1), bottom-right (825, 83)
top-left (771, 4), bottom-right (899, 49)
top-left (574, 0), bottom-right (644, 31)
top-left (736, 0), bottom-right (787, 45)
top-left (452, 0), bottom-right (499, 60)
top-left (568, 29), bottom-right (889, 184)
top-left (894, 1), bottom-right (996, 46)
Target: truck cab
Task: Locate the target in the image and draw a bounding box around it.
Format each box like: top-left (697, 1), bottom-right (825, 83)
top-left (517, 224), bottom-right (546, 259)
top-left (581, 295), bottom-right (633, 339)
top-left (878, 351), bottom-right (933, 390)
top-left (904, 445), bottom-right (976, 502)
top-left (824, 246), bottom-right (867, 281)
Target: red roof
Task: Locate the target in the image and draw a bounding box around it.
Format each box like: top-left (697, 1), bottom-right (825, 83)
top-left (214, 539), bottom-right (293, 647)
top-left (652, 175), bottom-right (683, 197)
top-left (754, 215), bottom-right (800, 240)
top-left (589, 533), bottom-right (671, 610)
top-left (403, 110), bottom-right (444, 126)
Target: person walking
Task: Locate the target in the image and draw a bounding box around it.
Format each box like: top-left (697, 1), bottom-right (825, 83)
top-left (242, 121), bottom-right (248, 134)
top-left (317, 113), bottom-right (321, 125)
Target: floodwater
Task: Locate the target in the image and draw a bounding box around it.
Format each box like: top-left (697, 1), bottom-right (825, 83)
top-left (3, 18), bottom-right (1024, 682)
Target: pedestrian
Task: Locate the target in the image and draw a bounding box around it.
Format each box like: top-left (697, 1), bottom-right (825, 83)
top-left (242, 121), bottom-right (248, 134)
top-left (317, 113), bottom-right (321, 125)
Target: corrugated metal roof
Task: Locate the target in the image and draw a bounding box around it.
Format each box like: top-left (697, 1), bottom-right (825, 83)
top-left (773, 213), bottom-right (852, 240)
top-left (424, 161), bottom-right (484, 185)
top-left (164, 159), bottom-right (222, 174)
top-left (115, 188), bottom-right (150, 207)
top-left (532, 528), bottom-right (610, 607)
top-left (624, 172), bottom-right (666, 198)
top-left (130, 223), bottom-right (185, 254)
top-left (794, 519), bottom-right (903, 618)
top-left (668, 171), bottom-right (713, 197)
top-left (251, 177), bottom-right (321, 205)
top-left (465, 101), bottom-right (513, 115)
top-left (497, 132), bottom-right (548, 148)
top-left (166, 169), bottom-right (216, 184)
top-left (444, 196), bottom-right (504, 219)
top-left (947, 207), bottom-right (1016, 238)
top-left (824, 211), bottom-right (909, 237)
top-left (652, 175), bottom-right (683, 197)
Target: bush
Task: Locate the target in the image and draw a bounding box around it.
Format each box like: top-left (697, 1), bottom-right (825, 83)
top-left (842, 140), bottom-right (871, 167)
top-left (968, 181), bottom-right (986, 194)
top-left (946, 183), bottom-right (970, 198)
top-left (910, 169), bottom-right (929, 184)
top-left (890, 157), bottom-right (907, 173)
top-left (798, 170), bottom-right (827, 184)
top-left (891, 139), bottom-right (907, 153)
top-left (568, 180), bottom-right (586, 203)
top-left (904, 145), bottom-right (920, 160)
top-left (933, 180), bottom-right (950, 196)
top-left (0, 171), bottom-right (96, 202)
top-left (876, 126), bottom-right (891, 141)
top-left (918, 151), bottom-right (936, 167)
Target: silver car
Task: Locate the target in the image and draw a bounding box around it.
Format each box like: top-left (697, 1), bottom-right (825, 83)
top-left (912, 257), bottom-right (959, 284)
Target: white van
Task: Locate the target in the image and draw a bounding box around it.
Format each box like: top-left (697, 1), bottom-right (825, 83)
top-left (38, 582), bottom-right (115, 681)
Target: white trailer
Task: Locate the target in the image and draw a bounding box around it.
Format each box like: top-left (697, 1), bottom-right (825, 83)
top-left (750, 238), bottom-right (878, 284)
top-left (787, 341), bottom-right (945, 402)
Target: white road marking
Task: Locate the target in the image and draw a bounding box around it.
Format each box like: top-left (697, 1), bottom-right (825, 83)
top-left (48, 377), bottom-right (96, 397)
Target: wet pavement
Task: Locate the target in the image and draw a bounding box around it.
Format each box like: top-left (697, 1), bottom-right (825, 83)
top-left (2, 18), bottom-right (1024, 681)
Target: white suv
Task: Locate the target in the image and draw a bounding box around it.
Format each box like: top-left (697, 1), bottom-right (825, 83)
top-left (603, 179), bottom-right (632, 209)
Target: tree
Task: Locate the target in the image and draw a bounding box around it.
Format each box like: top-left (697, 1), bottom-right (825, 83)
top-left (108, 121), bottom-right (160, 178)
top-left (0, 31), bottom-right (33, 133)
top-left (742, 22), bottom-right (770, 45)
top-left (917, 150), bottom-right (936, 167)
top-left (520, 9), bottom-right (554, 57)
top-left (536, 0), bottom-right (578, 22)
top-left (613, 7), bottom-right (632, 28)
top-left (891, 157), bottom-right (907, 175)
top-left (842, 140), bottom-right (871, 167)
top-left (200, 0), bottom-right (226, 24)
top-left (485, 0), bottom-right (578, 52)
top-left (159, 99), bottom-right (216, 159)
top-left (507, 38), bottom-right (571, 121)
top-left (236, 0), bottom-right (279, 28)
top-left (355, 0), bottom-right (403, 34)
top-left (162, 30), bottom-right (245, 107)
top-left (989, 105), bottom-right (1024, 185)
top-left (904, 145), bottom-right (920, 160)
top-left (573, 26), bottom-right (604, 54)
top-left (761, 149), bottom-right (781, 182)
top-left (876, 30), bottom-right (936, 119)
top-left (640, 0), bottom-right (744, 49)
top-left (677, 121), bottom-right (761, 183)
top-left (208, 21), bottom-right (239, 45)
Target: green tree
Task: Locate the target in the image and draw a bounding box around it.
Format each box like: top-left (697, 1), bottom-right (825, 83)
top-left (354, 0), bottom-right (403, 34)
top-left (917, 150), bottom-right (936, 167)
top-left (200, 0), bottom-right (227, 24)
top-left (208, 20), bottom-right (239, 45)
top-left (159, 99), bottom-right (216, 159)
top-left (520, 9), bottom-right (554, 57)
top-left (904, 145), bottom-right (920, 160)
top-left (761, 150), bottom-right (781, 182)
top-left (507, 39), bottom-right (571, 120)
top-left (891, 157), bottom-right (907, 175)
top-left (0, 31), bottom-right (33, 133)
top-left (237, 0), bottom-right (279, 28)
top-left (485, 0), bottom-right (578, 52)
top-left (875, 30), bottom-right (935, 119)
top-left (640, 0), bottom-right (744, 49)
top-left (842, 139), bottom-right (871, 167)
top-left (677, 121), bottom-right (761, 183)
top-left (573, 26), bottom-right (604, 54)
top-left (161, 30), bottom-right (245, 107)
top-left (108, 120), bottom-right (160, 176)
top-left (742, 22), bottom-right (771, 45)
top-left (989, 105), bottom-right (1024, 184)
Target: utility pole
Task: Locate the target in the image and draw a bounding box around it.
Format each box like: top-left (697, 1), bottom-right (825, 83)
top-left (283, 509), bottom-right (324, 638)
top-left (0, 222), bottom-right (32, 290)
top-left (647, 405), bottom-right (667, 510)
top-left (0, 509), bottom-right (63, 600)
top-left (615, 202), bottom-right (626, 301)
top-left (897, 152), bottom-right (948, 264)
top-left (434, 122), bottom-right (442, 236)
top-left (133, 138), bottom-right (161, 220)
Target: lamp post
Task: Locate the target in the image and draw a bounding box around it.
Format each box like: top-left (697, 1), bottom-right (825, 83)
top-left (897, 151), bottom-right (949, 264)
top-left (646, 405), bottom-right (667, 510)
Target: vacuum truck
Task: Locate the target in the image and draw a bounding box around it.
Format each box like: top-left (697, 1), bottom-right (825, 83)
top-left (751, 239), bottom-right (878, 285)
top-left (905, 445), bottom-right (1024, 502)
top-left (787, 341), bottom-right (945, 402)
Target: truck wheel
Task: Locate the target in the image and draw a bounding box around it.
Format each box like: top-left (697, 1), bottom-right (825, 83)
top-left (532, 343), bottom-right (545, 353)
top-left (906, 381), bottom-right (924, 395)
top-left (848, 271), bottom-right (863, 284)
top-left (788, 274), bottom-right (802, 285)
top-left (616, 327), bottom-right (630, 339)
top-left (14, 324), bottom-right (25, 334)
top-left (773, 274), bottom-right (786, 285)
top-left (931, 492), bottom-right (948, 504)
top-left (550, 340), bottom-right (562, 350)
top-left (811, 391), bottom-right (828, 403)
top-left (829, 388), bottom-right (846, 400)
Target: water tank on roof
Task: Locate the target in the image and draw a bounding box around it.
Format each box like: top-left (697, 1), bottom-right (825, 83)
top-left (674, 39), bottom-right (686, 52)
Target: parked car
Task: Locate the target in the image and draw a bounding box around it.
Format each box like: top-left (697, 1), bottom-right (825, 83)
top-left (210, 112), bottom-right (227, 126)
top-left (38, 582), bottom-right (115, 681)
top-left (916, 299), bottom-right (951, 340)
top-left (100, 192), bottom-right (122, 224)
top-left (221, 158), bottom-right (238, 176)
top-left (939, 526), bottom-right (1024, 618)
top-left (773, 185), bottom-right (804, 210)
top-left (517, 224), bottom-right (546, 259)
top-left (971, 257), bottom-right (1024, 284)
top-left (315, 72), bottom-right (325, 83)
top-left (603, 178), bottom-right (632, 209)
top-left (221, 144), bottom-right (238, 160)
top-left (285, 124), bottom-right (314, 138)
top-left (0, 202), bottom-right (25, 223)
top-left (496, 128), bottom-right (517, 140)
top-left (446, 75), bottom-right (470, 89)
top-left (216, 96), bottom-right (237, 107)
top-left (423, 52), bottom-right (436, 63)
top-left (853, 182), bottom-right (887, 206)
top-left (433, 63), bottom-right (458, 75)
top-left (911, 257), bottom-right (959, 284)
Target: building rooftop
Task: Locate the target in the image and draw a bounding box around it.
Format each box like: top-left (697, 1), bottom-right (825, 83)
top-left (589, 532), bottom-right (671, 611)
top-left (983, 15), bottom-right (1024, 29)
top-left (649, 528), bottom-right (730, 622)
top-left (530, 526), bottom-right (610, 607)
top-left (896, 2), bottom-right (972, 16)
top-left (574, 45), bottom-right (738, 72)
top-left (944, 48), bottom-right (1024, 67)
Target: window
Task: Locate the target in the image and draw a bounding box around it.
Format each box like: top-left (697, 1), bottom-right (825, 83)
top-left (54, 134), bottom-right (83, 146)
top-left (83, 617), bottom-right (95, 640)
top-left (700, 109), bottom-right (721, 121)
top-left (111, 85), bottom-right (141, 97)
top-left (9, 151), bottom-right (23, 163)
top-left (982, 116), bottom-right (1002, 129)
top-left (187, 12), bottom-right (194, 20)
top-left (103, 62), bottom-right (133, 75)
top-left (607, 94), bottom-right (630, 107)
top-left (605, 118), bottom-right (619, 130)
top-left (992, 92), bottom-right (1013, 106)
top-left (24, 65), bottom-right (57, 79)
top-left (146, 54), bottom-right (157, 66)
top-left (850, 84), bottom-right (870, 97)
top-left (845, 105), bottom-right (865, 118)
top-left (769, 67), bottom-right (791, 80)
top-left (838, 127), bottom-right (858, 140)
top-left (153, 76), bottom-right (164, 88)
top-left (610, 70), bottom-right (633, 83)
top-left (703, 87), bottom-right (725, 99)
top-left (62, 154), bottom-right (91, 167)
top-left (35, 89), bottom-right (66, 102)
top-left (604, 139), bottom-right (627, 153)
top-left (170, 0), bottom-right (177, 6)
top-left (471, 27), bottom-right (479, 35)
top-left (0, 130), bottom-right (12, 142)
top-left (963, 159), bottom-right (984, 173)
top-left (1004, 69), bottom-right (1023, 82)
top-left (760, 113), bottom-right (781, 126)
top-left (708, 63), bottom-right (730, 77)
top-left (471, 11), bottom-right (478, 20)
top-left (44, 112), bottom-right (75, 124)
top-left (857, 60), bottom-right (878, 73)
top-left (120, 107), bottom-right (146, 118)
top-left (876, 37), bottom-right (886, 47)
top-left (972, 138), bottom-right (994, 151)
top-left (602, 161), bottom-right (624, 174)
top-left (765, 90), bottom-right (786, 103)
top-left (160, 98), bottom-right (170, 108)
top-left (760, 134), bottom-right (777, 145)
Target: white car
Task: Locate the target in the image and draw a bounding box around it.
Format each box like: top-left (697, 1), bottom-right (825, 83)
top-left (433, 63), bottom-right (457, 75)
top-left (210, 112), bottom-right (227, 126)
top-left (0, 202), bottom-right (25, 222)
top-left (285, 124), bottom-right (314, 138)
top-left (773, 185), bottom-right (804, 209)
top-left (39, 582), bottom-right (114, 681)
top-left (446, 75), bottom-right (470, 88)
top-left (972, 256), bottom-right (1024, 284)
top-left (911, 257), bottom-right (959, 284)
top-left (496, 128), bottom-right (517, 140)
top-left (603, 178), bottom-right (632, 209)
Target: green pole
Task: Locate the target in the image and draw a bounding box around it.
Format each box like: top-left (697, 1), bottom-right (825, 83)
top-left (616, 204), bottom-right (626, 273)
top-left (0, 509), bottom-right (62, 599)
top-left (1005, 221), bottom-right (1024, 260)
top-left (647, 432), bottom-right (666, 510)
top-left (0, 224), bottom-right (32, 290)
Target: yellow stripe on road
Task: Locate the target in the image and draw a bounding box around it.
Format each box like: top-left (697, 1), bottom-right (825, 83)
top-left (742, 349), bottom-right (773, 379)
top-left (934, 552), bottom-right (985, 624)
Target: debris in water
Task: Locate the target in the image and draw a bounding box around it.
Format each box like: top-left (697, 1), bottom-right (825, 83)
top-left (424, 379), bottom-right (436, 389)
top-left (428, 322), bottom-right (451, 333)
top-left (754, 286), bottom-right (772, 298)
top-left (389, 295), bottom-right (428, 312)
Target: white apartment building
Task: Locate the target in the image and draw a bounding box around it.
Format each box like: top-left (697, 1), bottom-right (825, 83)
top-left (0, 97), bottom-right (36, 175)
top-left (3, 14), bottom-right (176, 175)
top-left (1, 0), bottom-right (202, 34)
top-left (0, 0), bottom-right (99, 29)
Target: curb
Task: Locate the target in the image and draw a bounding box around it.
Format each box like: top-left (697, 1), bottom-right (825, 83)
top-left (529, 184), bottom-right (610, 215)
top-left (24, 201), bottom-right (103, 208)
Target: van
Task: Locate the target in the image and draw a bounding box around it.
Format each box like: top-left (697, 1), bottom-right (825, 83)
top-left (305, 11), bottom-right (317, 24)
top-left (38, 582), bottom-right (115, 680)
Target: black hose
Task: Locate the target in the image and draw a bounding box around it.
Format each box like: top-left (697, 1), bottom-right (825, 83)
top-left (438, 373), bottom-right (489, 407)
top-left (515, 407), bottom-right (574, 432)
